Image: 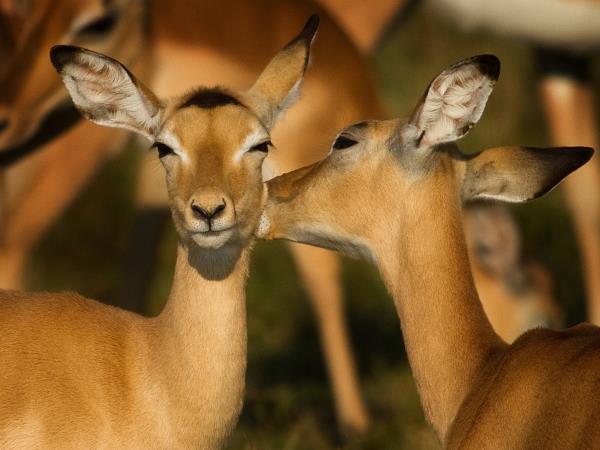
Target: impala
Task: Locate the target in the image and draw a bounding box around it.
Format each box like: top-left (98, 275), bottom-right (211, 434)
top-left (463, 203), bottom-right (562, 342)
top-left (316, 0), bottom-right (566, 344)
top-left (259, 55), bottom-right (597, 448)
top-left (321, 0), bottom-right (600, 327)
top-left (0, 0), bottom-right (569, 437)
top-left (0, 16), bottom-right (318, 449)
top-left (0, 0), bottom-right (377, 433)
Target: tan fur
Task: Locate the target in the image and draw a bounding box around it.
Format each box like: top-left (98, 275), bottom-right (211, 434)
top-left (0, 0), bottom-right (375, 433)
top-left (0, 24), bottom-right (315, 447)
top-left (260, 57), bottom-right (598, 447)
top-left (1, 0), bottom-right (568, 435)
top-left (302, 0), bottom-right (565, 343)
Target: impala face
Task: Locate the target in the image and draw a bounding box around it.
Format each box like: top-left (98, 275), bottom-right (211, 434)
top-left (155, 91), bottom-right (271, 248)
top-left (52, 15), bottom-right (319, 249)
top-left (259, 55), bottom-right (592, 256)
top-left (0, 0), bottom-right (146, 152)
top-left (259, 117), bottom-right (409, 258)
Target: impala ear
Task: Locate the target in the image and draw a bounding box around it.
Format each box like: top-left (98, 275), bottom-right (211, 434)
top-left (407, 55), bottom-right (499, 149)
top-left (246, 15), bottom-right (319, 130)
top-left (50, 45), bottom-right (163, 141)
top-left (462, 146), bottom-right (593, 202)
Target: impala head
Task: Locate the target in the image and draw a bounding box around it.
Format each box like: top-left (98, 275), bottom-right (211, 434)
top-left (0, 0), bottom-right (146, 153)
top-left (52, 15), bottom-right (319, 250)
top-left (259, 55), bottom-right (593, 258)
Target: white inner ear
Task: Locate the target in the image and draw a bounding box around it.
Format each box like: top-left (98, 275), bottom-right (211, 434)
top-left (417, 65), bottom-right (494, 148)
top-left (62, 53), bottom-right (161, 140)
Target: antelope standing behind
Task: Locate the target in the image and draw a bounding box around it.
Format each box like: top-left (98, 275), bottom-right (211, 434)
top-left (259, 55), bottom-right (598, 448)
top-left (0, 16), bottom-right (319, 449)
top-left (464, 203), bottom-right (562, 342)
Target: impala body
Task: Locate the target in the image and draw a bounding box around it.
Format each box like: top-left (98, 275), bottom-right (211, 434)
top-left (259, 55), bottom-right (599, 448)
top-left (323, 0), bottom-right (600, 329)
top-left (0, 0), bottom-right (377, 433)
top-left (0, 17), bottom-right (319, 448)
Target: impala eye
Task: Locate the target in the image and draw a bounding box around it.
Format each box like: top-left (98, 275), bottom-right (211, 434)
top-left (249, 141), bottom-right (271, 153)
top-left (332, 135), bottom-right (358, 150)
top-left (75, 11), bottom-right (118, 38)
top-left (152, 142), bottom-right (175, 158)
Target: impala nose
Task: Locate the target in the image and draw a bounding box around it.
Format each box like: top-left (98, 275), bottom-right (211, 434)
top-left (188, 190), bottom-right (235, 232)
top-left (191, 200), bottom-right (226, 222)
top-left (0, 119), bottom-right (8, 134)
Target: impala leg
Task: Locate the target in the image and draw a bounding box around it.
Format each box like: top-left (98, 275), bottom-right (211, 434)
top-left (539, 54), bottom-right (600, 324)
top-left (288, 242), bottom-right (369, 435)
top-left (0, 122), bottom-right (121, 289)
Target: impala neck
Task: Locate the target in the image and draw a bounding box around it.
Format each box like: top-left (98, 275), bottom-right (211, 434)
top-left (157, 240), bottom-right (249, 446)
top-left (372, 170), bottom-right (506, 443)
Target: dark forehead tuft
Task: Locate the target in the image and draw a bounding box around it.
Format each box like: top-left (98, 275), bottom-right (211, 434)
top-left (179, 88), bottom-right (245, 110)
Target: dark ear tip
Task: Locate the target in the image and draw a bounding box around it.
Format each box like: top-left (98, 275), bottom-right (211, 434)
top-left (572, 146), bottom-right (594, 165)
top-left (283, 15), bottom-right (320, 53)
top-left (303, 14), bottom-right (320, 37)
top-left (50, 45), bottom-right (82, 71)
top-left (474, 54), bottom-right (501, 81)
top-left (297, 14), bottom-right (320, 44)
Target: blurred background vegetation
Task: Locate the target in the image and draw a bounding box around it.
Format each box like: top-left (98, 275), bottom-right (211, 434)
top-left (26, 3), bottom-right (598, 449)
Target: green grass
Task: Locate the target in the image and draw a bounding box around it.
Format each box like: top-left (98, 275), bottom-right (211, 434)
top-left (27, 4), bottom-right (599, 448)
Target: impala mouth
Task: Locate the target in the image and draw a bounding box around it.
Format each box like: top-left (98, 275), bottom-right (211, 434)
top-left (190, 227), bottom-right (236, 249)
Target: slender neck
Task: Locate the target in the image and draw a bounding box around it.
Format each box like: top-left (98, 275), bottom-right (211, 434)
top-left (372, 173), bottom-right (506, 442)
top-left (155, 241), bottom-right (250, 447)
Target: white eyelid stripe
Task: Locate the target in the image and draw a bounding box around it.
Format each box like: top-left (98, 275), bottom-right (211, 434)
top-left (233, 128), bottom-right (270, 162)
top-left (157, 131), bottom-right (189, 163)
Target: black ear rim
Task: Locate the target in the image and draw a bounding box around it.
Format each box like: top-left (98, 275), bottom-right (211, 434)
top-left (463, 146), bottom-right (594, 202)
top-left (445, 54), bottom-right (501, 82)
top-left (473, 54), bottom-right (500, 81)
top-left (50, 44), bottom-right (137, 81)
top-left (50, 45), bottom-right (81, 72)
top-left (529, 146), bottom-right (594, 199)
top-left (529, 145), bottom-right (594, 171)
top-left (284, 14), bottom-right (320, 52)
top-left (299, 14), bottom-right (320, 43)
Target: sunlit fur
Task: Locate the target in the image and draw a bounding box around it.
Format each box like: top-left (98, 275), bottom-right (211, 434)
top-left (2, 0), bottom-right (581, 437)
top-left (0, 19), bottom-right (315, 448)
top-left (0, 0), bottom-right (379, 434)
top-left (260, 56), bottom-right (598, 448)
top-left (158, 102), bottom-right (267, 250)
